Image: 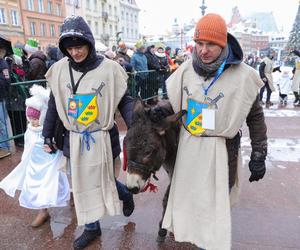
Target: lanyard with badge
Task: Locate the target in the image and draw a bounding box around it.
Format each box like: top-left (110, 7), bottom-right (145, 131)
top-left (181, 59), bottom-right (226, 136)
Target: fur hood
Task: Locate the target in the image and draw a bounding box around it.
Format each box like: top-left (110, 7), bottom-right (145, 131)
top-left (25, 85), bottom-right (50, 126)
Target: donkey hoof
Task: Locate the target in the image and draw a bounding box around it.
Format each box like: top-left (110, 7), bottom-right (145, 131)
top-left (156, 229), bottom-right (167, 243)
top-left (156, 235), bottom-right (166, 243)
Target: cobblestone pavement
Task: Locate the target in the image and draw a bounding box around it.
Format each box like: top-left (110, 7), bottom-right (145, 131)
top-left (0, 100), bottom-right (299, 250)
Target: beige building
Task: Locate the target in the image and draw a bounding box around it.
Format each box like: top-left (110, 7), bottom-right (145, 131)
top-left (85, 0), bottom-right (121, 48)
top-left (20, 0), bottom-right (66, 51)
top-left (0, 0), bottom-right (25, 46)
top-left (65, 0), bottom-right (84, 17)
top-left (119, 0), bottom-right (140, 45)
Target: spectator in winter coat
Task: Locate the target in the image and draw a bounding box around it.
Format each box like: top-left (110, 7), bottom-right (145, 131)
top-left (130, 40), bottom-right (148, 98)
top-left (45, 45), bottom-right (63, 69)
top-left (42, 16), bottom-right (134, 249)
top-left (0, 42), bottom-right (12, 158)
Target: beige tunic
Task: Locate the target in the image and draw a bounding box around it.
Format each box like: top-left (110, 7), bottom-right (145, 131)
top-left (46, 57), bottom-right (128, 225)
top-left (292, 59), bottom-right (300, 92)
top-left (262, 57), bottom-right (275, 91)
top-left (162, 60), bottom-right (263, 250)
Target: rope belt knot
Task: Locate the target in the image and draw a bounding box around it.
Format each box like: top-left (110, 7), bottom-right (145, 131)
top-left (72, 129), bottom-right (102, 153)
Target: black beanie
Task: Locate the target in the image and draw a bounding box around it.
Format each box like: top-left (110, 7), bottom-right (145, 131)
top-left (61, 37), bottom-right (89, 49)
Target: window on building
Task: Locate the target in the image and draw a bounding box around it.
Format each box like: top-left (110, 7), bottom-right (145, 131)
top-left (50, 24), bottom-right (55, 37)
top-left (114, 6), bottom-right (117, 15)
top-left (47, 1), bottom-right (52, 14)
top-left (28, 0), bottom-right (34, 11)
top-left (121, 11), bottom-right (124, 20)
top-left (58, 25), bottom-right (62, 34)
top-left (95, 21), bottom-right (99, 35)
top-left (56, 3), bottom-right (61, 16)
top-left (122, 27), bottom-right (124, 33)
top-left (101, 3), bottom-right (104, 11)
top-left (87, 0), bottom-right (90, 10)
top-left (30, 22), bottom-right (36, 35)
top-left (0, 8), bottom-right (6, 24)
top-left (135, 15), bottom-right (137, 22)
top-left (126, 12), bottom-right (128, 20)
top-left (40, 23), bottom-right (46, 36)
top-left (109, 5), bottom-right (112, 15)
top-left (109, 24), bottom-right (113, 36)
top-left (11, 10), bottom-right (18, 26)
top-left (130, 14), bottom-right (133, 21)
top-left (126, 28), bottom-right (129, 37)
top-left (94, 0), bottom-right (97, 11)
top-left (38, 0), bottom-right (44, 13)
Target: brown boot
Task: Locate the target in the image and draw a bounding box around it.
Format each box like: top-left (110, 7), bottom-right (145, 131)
top-left (31, 209), bottom-right (50, 228)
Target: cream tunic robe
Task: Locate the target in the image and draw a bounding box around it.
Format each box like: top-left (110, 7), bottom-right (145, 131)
top-left (262, 57), bottom-right (275, 92)
top-left (162, 60), bottom-right (263, 250)
top-left (46, 57), bottom-right (128, 225)
top-left (292, 59), bottom-right (300, 92)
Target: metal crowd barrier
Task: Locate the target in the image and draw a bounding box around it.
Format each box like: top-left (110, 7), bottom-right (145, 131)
top-left (0, 70), bottom-right (167, 146)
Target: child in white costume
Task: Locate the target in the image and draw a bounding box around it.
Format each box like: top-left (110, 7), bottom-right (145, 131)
top-left (277, 67), bottom-right (292, 105)
top-left (0, 85), bottom-right (70, 227)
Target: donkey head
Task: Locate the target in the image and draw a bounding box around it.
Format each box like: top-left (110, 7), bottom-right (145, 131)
top-left (124, 98), bottom-right (186, 194)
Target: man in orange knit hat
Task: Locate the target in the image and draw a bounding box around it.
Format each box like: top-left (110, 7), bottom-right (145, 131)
top-left (160, 13), bottom-right (268, 249)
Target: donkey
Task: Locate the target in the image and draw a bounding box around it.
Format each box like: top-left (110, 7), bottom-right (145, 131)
top-left (124, 98), bottom-right (186, 242)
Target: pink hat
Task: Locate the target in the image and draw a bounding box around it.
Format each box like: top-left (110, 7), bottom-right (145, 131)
top-left (26, 107), bottom-right (40, 119)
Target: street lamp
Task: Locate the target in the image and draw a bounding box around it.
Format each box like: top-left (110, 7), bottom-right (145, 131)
top-left (116, 31), bottom-right (123, 46)
top-left (200, 0), bottom-right (207, 16)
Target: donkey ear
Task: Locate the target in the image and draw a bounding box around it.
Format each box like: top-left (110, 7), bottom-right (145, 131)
top-left (154, 110), bottom-right (187, 135)
top-left (132, 97), bottom-right (146, 122)
top-left (133, 97), bottom-right (145, 114)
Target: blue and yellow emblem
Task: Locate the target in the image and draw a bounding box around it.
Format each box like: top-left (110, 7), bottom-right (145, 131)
top-left (186, 99), bottom-right (209, 135)
top-left (68, 94), bottom-right (99, 126)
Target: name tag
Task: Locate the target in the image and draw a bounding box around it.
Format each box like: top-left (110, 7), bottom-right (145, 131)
top-left (202, 108), bottom-right (215, 130)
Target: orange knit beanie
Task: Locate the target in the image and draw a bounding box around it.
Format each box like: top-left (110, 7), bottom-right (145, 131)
top-left (194, 13), bottom-right (227, 48)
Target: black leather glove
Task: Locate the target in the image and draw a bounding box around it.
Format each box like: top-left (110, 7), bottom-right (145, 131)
top-left (248, 151), bottom-right (266, 182)
top-left (44, 137), bottom-right (57, 154)
top-left (273, 66), bottom-right (281, 73)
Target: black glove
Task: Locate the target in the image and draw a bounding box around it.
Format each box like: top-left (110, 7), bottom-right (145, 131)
top-left (44, 137), bottom-right (57, 154)
top-left (273, 66), bottom-right (281, 73)
top-left (248, 151), bottom-right (266, 182)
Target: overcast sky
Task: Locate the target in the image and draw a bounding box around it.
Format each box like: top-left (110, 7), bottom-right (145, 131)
top-left (135, 0), bottom-right (299, 35)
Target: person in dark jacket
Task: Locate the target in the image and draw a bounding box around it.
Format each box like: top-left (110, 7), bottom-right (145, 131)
top-left (0, 43), bottom-right (12, 158)
top-left (45, 45), bottom-right (63, 69)
top-left (144, 44), bottom-right (161, 101)
top-left (42, 16), bottom-right (134, 249)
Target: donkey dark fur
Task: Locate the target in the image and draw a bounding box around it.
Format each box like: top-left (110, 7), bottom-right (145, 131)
top-left (124, 98), bottom-right (185, 241)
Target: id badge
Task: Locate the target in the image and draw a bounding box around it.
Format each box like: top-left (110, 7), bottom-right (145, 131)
top-left (68, 97), bottom-right (79, 118)
top-left (202, 108), bottom-right (215, 130)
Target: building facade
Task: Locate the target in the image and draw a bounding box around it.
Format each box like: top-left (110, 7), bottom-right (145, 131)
top-left (0, 0), bottom-right (25, 45)
top-left (65, 0), bottom-right (84, 17)
top-left (119, 0), bottom-right (140, 46)
top-left (20, 0), bottom-right (66, 51)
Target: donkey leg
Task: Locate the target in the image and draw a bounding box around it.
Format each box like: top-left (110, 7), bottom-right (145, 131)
top-left (157, 184), bottom-right (170, 242)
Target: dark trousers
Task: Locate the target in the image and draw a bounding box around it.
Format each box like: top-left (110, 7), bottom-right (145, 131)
top-left (85, 179), bottom-right (132, 230)
top-left (259, 81), bottom-right (272, 102)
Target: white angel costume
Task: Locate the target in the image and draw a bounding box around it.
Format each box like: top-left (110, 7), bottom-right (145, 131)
top-left (0, 85), bottom-right (70, 209)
